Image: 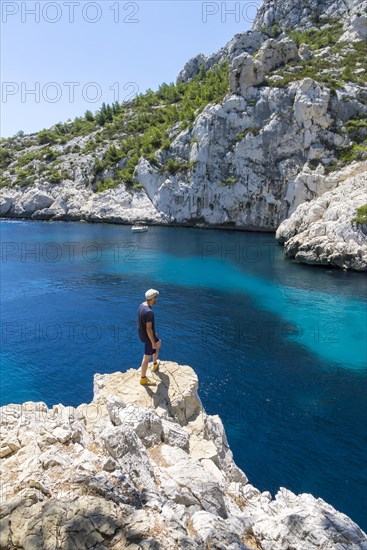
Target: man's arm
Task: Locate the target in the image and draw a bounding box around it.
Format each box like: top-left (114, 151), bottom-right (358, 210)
top-left (146, 322), bottom-right (156, 347)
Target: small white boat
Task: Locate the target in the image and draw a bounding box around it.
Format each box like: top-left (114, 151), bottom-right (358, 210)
top-left (131, 221), bottom-right (148, 233)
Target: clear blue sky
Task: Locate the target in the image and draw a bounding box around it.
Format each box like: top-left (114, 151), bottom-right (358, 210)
top-left (1, 1), bottom-right (260, 137)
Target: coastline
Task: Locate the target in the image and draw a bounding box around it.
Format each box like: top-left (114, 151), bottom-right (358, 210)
top-left (0, 214), bottom-right (276, 234)
top-left (3, 215), bottom-right (367, 272)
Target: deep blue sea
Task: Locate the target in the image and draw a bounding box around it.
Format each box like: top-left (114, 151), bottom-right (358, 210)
top-left (1, 219), bottom-right (366, 530)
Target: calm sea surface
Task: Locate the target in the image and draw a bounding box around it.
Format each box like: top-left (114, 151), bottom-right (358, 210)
top-left (1, 219), bottom-right (366, 530)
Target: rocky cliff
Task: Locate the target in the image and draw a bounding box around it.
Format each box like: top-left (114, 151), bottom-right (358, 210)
top-left (276, 160), bottom-right (367, 270)
top-left (0, 0), bottom-right (366, 270)
top-left (1, 362), bottom-right (366, 549)
top-left (253, 0), bottom-right (365, 33)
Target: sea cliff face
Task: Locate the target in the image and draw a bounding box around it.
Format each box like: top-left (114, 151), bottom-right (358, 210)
top-left (1, 362), bottom-right (366, 549)
top-left (1, 0), bottom-right (366, 271)
top-left (275, 161), bottom-right (367, 270)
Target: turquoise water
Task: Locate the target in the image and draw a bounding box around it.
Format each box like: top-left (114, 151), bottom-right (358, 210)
top-left (1, 219), bottom-right (366, 529)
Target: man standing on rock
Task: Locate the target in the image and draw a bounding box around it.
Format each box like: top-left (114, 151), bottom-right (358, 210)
top-left (137, 289), bottom-right (161, 385)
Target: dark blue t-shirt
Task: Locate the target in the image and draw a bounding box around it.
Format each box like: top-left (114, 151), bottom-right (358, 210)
top-left (137, 303), bottom-right (156, 342)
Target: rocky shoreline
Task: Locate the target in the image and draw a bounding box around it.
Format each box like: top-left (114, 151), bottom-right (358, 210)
top-left (276, 161), bottom-right (367, 271)
top-left (1, 362), bottom-right (366, 549)
top-left (0, 212), bottom-right (276, 233)
top-left (1, 160), bottom-right (366, 271)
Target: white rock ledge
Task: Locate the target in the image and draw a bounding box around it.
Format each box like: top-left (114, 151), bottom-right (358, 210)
top-left (1, 361), bottom-right (366, 549)
top-left (276, 162), bottom-right (367, 271)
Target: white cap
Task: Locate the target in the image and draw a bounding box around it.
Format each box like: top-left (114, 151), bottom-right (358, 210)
top-left (145, 288), bottom-right (159, 300)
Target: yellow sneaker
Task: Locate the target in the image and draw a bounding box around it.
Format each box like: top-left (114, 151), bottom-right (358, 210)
top-left (151, 360), bottom-right (160, 373)
top-left (140, 376), bottom-right (156, 386)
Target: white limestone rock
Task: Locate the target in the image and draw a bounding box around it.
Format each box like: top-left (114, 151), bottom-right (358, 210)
top-left (205, 414), bottom-right (248, 485)
top-left (252, 488), bottom-right (367, 550)
top-left (177, 54), bottom-right (206, 84)
top-left (298, 43), bottom-right (312, 60)
top-left (1, 179), bottom-right (165, 224)
top-left (0, 195), bottom-right (13, 215)
top-left (276, 162), bottom-right (367, 270)
top-left (1, 73), bottom-right (366, 274)
top-left (159, 444), bottom-right (228, 518)
top-left (0, 435), bottom-right (21, 458)
top-left (52, 426), bottom-right (72, 444)
top-left (190, 510), bottom-right (251, 549)
top-left (253, 0), bottom-right (366, 33)
top-left (176, 31), bottom-right (266, 85)
top-left (227, 30), bottom-right (267, 61)
top-left (21, 189), bottom-right (54, 215)
top-left (339, 14), bottom-right (367, 42)
top-left (161, 418), bottom-right (190, 451)
top-left (116, 404), bottom-right (164, 448)
top-left (255, 38), bottom-right (299, 73)
top-left (292, 78), bottom-right (331, 129)
top-left (1, 361), bottom-right (366, 549)
top-left (229, 53), bottom-right (265, 93)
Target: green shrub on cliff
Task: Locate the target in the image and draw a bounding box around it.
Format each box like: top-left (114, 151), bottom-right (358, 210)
top-left (37, 130), bottom-right (58, 145)
top-left (48, 170), bottom-right (63, 183)
top-left (103, 145), bottom-right (124, 167)
top-left (338, 142), bottom-right (367, 163)
top-left (15, 168), bottom-right (35, 186)
top-left (88, 62), bottom-right (229, 185)
top-left (0, 148), bottom-right (13, 169)
top-left (269, 24), bottom-right (366, 91)
top-left (43, 148), bottom-right (59, 161)
top-left (16, 149), bottom-right (43, 167)
top-left (352, 204), bottom-right (367, 225)
top-left (159, 158), bottom-right (197, 175)
top-left (343, 117), bottom-right (367, 143)
top-left (288, 21), bottom-right (344, 49)
top-left (97, 178), bottom-right (118, 193)
top-left (235, 128), bottom-right (260, 141)
top-left (0, 175), bottom-right (11, 188)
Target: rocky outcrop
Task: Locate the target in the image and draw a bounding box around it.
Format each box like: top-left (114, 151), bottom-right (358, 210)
top-left (132, 78), bottom-right (364, 234)
top-left (0, 179), bottom-right (165, 224)
top-left (176, 54), bottom-right (207, 84)
top-left (229, 53), bottom-right (266, 92)
top-left (340, 14), bottom-right (367, 42)
top-left (1, 361), bottom-right (366, 549)
top-left (176, 31), bottom-right (266, 85)
top-left (276, 162), bottom-right (367, 270)
top-left (255, 38), bottom-right (299, 73)
top-left (253, 0), bottom-right (366, 32)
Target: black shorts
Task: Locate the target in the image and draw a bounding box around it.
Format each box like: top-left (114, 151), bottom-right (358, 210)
top-left (143, 335), bottom-right (160, 356)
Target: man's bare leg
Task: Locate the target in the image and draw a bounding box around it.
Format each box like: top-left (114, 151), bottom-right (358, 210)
top-left (141, 355), bottom-right (151, 378)
top-left (153, 340), bottom-right (161, 364)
